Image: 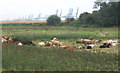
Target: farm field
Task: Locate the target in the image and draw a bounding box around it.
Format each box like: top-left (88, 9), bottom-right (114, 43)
top-left (2, 25), bottom-right (119, 71)
top-left (0, 20), bottom-right (47, 24)
top-left (0, 20), bottom-right (66, 24)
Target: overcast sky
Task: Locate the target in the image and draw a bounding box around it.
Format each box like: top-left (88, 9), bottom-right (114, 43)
top-left (0, 0), bottom-right (97, 21)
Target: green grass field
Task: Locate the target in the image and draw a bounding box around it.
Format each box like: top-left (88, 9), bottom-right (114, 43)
top-left (2, 25), bottom-right (119, 71)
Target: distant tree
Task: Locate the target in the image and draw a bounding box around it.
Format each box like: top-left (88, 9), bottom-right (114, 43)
top-left (47, 15), bottom-right (61, 25)
top-left (79, 12), bottom-right (90, 19)
top-left (78, 12), bottom-right (94, 24)
top-left (85, 15), bottom-right (95, 24)
top-left (65, 18), bottom-right (75, 23)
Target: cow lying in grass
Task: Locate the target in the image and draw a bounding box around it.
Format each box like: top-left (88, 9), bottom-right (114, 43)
top-left (87, 44), bottom-right (97, 49)
top-left (51, 38), bottom-right (63, 46)
top-left (20, 40), bottom-right (35, 46)
top-left (76, 37), bottom-right (119, 49)
top-left (38, 38), bottom-right (62, 47)
top-left (10, 41), bottom-right (23, 46)
top-left (94, 39), bottom-right (102, 43)
top-left (77, 46), bottom-right (85, 49)
top-left (99, 39), bottom-right (119, 48)
top-left (88, 36), bottom-right (94, 40)
top-left (1, 37), bottom-right (15, 43)
top-left (1, 36), bottom-right (23, 46)
top-left (60, 45), bottom-right (76, 50)
top-left (38, 41), bottom-right (52, 47)
top-left (2, 36), bottom-right (119, 50)
top-left (76, 39), bottom-right (92, 45)
top-left (1, 36), bottom-right (35, 46)
top-left (99, 43), bottom-right (112, 48)
top-left (1, 36), bottom-right (8, 43)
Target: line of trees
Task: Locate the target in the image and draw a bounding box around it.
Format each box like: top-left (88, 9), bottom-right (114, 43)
top-left (77, 1), bottom-right (119, 27)
top-left (47, 1), bottom-right (119, 27)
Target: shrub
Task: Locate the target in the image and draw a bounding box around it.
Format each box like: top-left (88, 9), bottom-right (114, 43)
top-left (47, 15), bottom-right (61, 25)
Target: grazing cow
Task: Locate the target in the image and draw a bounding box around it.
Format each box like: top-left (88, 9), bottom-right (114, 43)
top-left (87, 44), bottom-right (97, 49)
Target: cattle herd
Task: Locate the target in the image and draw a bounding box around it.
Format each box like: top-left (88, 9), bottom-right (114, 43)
top-left (1, 36), bottom-right (119, 50)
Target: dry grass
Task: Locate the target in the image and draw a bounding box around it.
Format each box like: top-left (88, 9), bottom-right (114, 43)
top-left (0, 20), bottom-right (47, 24)
top-left (0, 20), bottom-right (66, 24)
